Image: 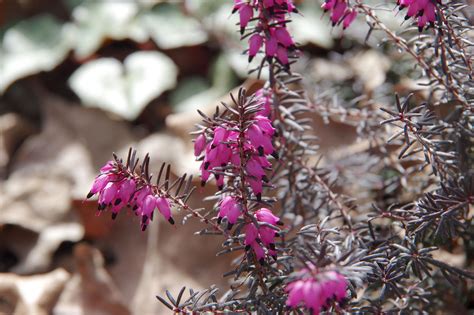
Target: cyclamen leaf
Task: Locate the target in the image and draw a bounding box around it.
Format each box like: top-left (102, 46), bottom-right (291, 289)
top-left (68, 51), bottom-right (178, 120)
top-left (0, 15), bottom-right (71, 93)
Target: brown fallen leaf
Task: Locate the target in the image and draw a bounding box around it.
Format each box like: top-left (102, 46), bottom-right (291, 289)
top-left (0, 268), bottom-right (69, 315)
top-left (54, 243), bottom-right (130, 315)
top-left (0, 113), bottom-right (36, 178)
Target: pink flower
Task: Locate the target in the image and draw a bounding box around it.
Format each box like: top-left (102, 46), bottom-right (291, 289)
top-left (194, 134), bottom-right (206, 157)
top-left (251, 243), bottom-right (265, 262)
top-left (322, 0), bottom-right (357, 30)
top-left (286, 269), bottom-right (348, 315)
top-left (255, 208), bottom-right (281, 225)
top-left (248, 34), bottom-right (263, 62)
top-left (399, 0), bottom-right (438, 31)
top-left (99, 161), bottom-right (115, 172)
top-left (276, 46), bottom-right (289, 66)
top-left (321, 0), bottom-right (336, 12)
top-left (139, 194), bottom-right (156, 230)
top-left (265, 35), bottom-right (278, 58)
top-left (99, 182), bottom-right (118, 208)
top-left (331, 0), bottom-right (347, 25)
top-left (118, 178), bottom-right (136, 205)
top-left (274, 27), bottom-right (294, 47)
top-left (88, 174), bottom-right (113, 198)
top-left (398, 0), bottom-right (415, 8)
top-left (246, 124), bottom-right (274, 155)
top-left (218, 196), bottom-right (242, 229)
top-left (239, 5), bottom-right (254, 34)
top-left (343, 9), bottom-right (357, 29)
top-left (255, 89), bottom-right (273, 117)
top-left (263, 0), bottom-right (274, 8)
top-left (247, 177), bottom-right (263, 200)
top-left (156, 196), bottom-right (174, 224)
top-left (244, 223), bottom-right (259, 246)
top-left (244, 208), bottom-right (281, 262)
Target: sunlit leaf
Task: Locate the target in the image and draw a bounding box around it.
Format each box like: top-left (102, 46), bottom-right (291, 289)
top-left (68, 1), bottom-right (148, 58)
top-left (69, 51), bottom-right (178, 120)
top-left (141, 4), bottom-right (208, 49)
top-left (289, 3), bottom-right (333, 49)
top-left (0, 15), bottom-right (71, 93)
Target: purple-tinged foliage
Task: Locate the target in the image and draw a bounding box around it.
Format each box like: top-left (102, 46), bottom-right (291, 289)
top-left (88, 0), bottom-right (473, 313)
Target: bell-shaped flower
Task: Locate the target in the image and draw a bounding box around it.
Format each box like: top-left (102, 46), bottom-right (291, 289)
top-left (274, 27), bottom-right (294, 47)
top-left (218, 196), bottom-right (242, 228)
top-left (156, 196), bottom-right (174, 224)
top-left (331, 0), bottom-right (347, 25)
top-left (248, 34), bottom-right (263, 62)
top-left (255, 208), bottom-right (281, 225)
top-left (265, 36), bottom-right (278, 57)
top-left (286, 269), bottom-right (348, 315)
top-left (343, 9), bottom-right (357, 29)
top-left (321, 0), bottom-right (336, 11)
top-left (239, 5), bottom-right (254, 33)
top-left (118, 178), bottom-right (136, 205)
top-left (194, 134), bottom-right (207, 157)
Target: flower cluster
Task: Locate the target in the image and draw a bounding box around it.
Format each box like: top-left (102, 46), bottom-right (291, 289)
top-left (321, 0), bottom-right (358, 29)
top-left (286, 268), bottom-right (348, 315)
top-left (233, 0), bottom-right (297, 68)
top-left (87, 160), bottom-right (175, 231)
top-left (397, 0), bottom-right (438, 31)
top-left (244, 208), bottom-right (282, 263)
top-left (194, 111), bottom-right (275, 200)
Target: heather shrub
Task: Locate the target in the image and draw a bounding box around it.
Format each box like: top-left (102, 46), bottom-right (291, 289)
top-left (88, 1), bottom-right (473, 313)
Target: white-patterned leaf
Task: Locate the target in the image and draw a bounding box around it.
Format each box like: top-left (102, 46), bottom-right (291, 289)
top-left (68, 51), bottom-right (178, 120)
top-left (0, 15), bottom-right (71, 93)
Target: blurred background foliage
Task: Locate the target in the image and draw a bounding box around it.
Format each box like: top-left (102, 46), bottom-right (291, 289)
top-left (1, 0), bottom-right (400, 123)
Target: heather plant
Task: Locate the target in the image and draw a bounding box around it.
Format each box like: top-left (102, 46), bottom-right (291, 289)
top-left (88, 0), bottom-right (473, 313)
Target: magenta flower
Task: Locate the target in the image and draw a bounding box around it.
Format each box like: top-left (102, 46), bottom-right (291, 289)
top-left (343, 9), bottom-right (357, 29)
top-left (248, 34), bottom-right (263, 62)
top-left (321, 0), bottom-right (336, 12)
top-left (139, 194), bottom-right (156, 228)
top-left (398, 0), bottom-right (438, 31)
top-left (217, 196), bottom-right (242, 229)
top-left (322, 0), bottom-right (357, 29)
top-left (194, 93), bottom-right (275, 198)
top-left (194, 134), bottom-right (206, 157)
top-left (274, 27), bottom-right (294, 48)
top-left (265, 35), bottom-right (278, 58)
top-left (286, 268), bottom-right (348, 315)
top-left (254, 88), bottom-right (273, 117)
top-left (238, 4), bottom-right (254, 34)
top-left (330, 1), bottom-right (347, 25)
top-left (255, 207), bottom-right (281, 225)
top-left (244, 207), bottom-right (281, 262)
top-left (156, 196), bottom-right (174, 224)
